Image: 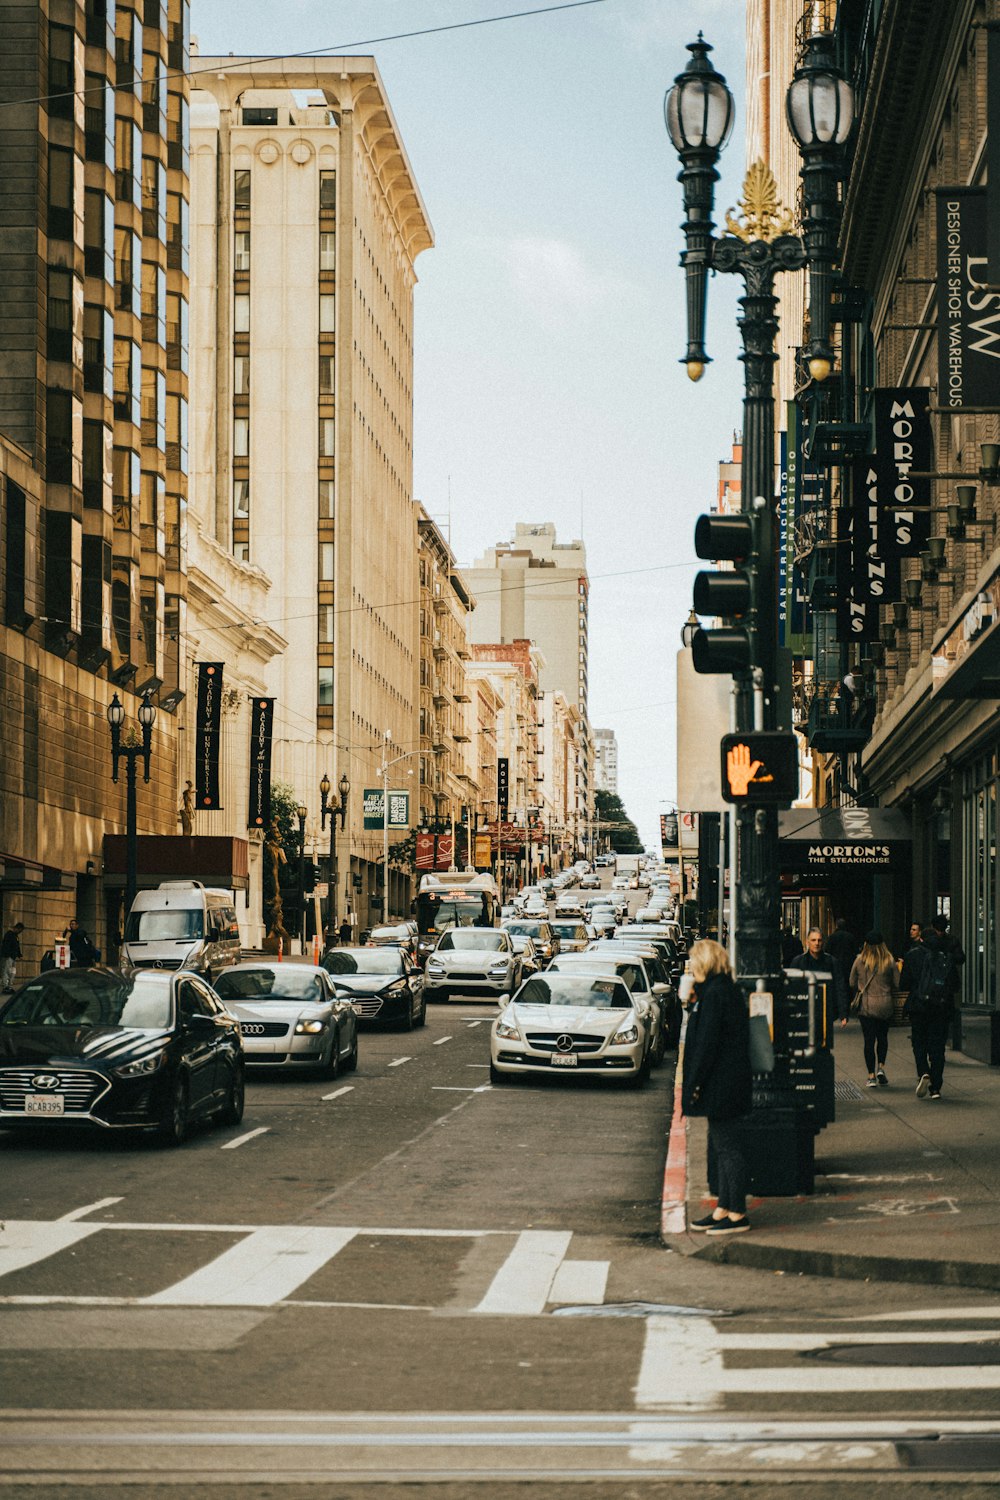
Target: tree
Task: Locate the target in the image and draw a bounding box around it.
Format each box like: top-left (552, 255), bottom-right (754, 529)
top-left (262, 781), bottom-right (301, 931)
top-left (594, 790), bottom-right (644, 853)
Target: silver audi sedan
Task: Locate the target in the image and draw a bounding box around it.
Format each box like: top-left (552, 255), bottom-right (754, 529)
top-left (212, 961), bottom-right (358, 1078)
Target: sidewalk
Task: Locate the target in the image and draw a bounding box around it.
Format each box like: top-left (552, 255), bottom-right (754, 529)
top-left (663, 1024), bottom-right (1000, 1291)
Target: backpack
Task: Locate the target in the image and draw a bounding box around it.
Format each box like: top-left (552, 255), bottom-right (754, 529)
top-left (915, 948), bottom-right (958, 1009)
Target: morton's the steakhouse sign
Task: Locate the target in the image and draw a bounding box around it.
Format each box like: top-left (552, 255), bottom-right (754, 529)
top-left (805, 843), bottom-right (892, 866)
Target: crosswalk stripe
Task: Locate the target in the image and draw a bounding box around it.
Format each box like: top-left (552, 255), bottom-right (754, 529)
top-left (142, 1227), bottom-right (357, 1307)
top-left (549, 1259), bottom-right (609, 1305)
top-left (474, 1230), bottom-right (573, 1316)
top-left (0, 1220), bottom-right (106, 1277)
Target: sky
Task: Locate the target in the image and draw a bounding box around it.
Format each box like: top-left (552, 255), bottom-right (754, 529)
top-left (194, 0), bottom-right (751, 849)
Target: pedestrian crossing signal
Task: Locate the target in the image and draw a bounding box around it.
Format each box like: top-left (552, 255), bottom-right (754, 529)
top-left (721, 732), bottom-right (798, 805)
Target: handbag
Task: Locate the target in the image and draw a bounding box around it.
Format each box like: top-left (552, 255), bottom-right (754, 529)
top-left (850, 971), bottom-right (875, 1015)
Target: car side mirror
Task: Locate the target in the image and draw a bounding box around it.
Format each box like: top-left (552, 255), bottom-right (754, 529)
top-left (184, 1010), bottom-right (215, 1030)
top-left (652, 982), bottom-right (669, 996)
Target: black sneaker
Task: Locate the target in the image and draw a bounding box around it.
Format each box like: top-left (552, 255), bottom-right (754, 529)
top-left (689, 1213), bottom-right (724, 1232)
top-left (877, 1070), bottom-right (888, 1087)
top-left (929, 1090), bottom-right (941, 1100)
top-left (706, 1216), bottom-right (751, 1236)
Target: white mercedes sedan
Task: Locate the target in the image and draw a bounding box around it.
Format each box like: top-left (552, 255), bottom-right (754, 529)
top-left (489, 971), bottom-right (649, 1087)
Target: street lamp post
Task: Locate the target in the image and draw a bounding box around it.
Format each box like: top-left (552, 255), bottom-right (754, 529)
top-left (295, 804), bottom-right (307, 948)
top-left (107, 690), bottom-right (156, 921)
top-left (377, 731), bottom-right (418, 921)
top-left (319, 771), bottom-right (350, 943)
top-left (665, 29), bottom-right (853, 981)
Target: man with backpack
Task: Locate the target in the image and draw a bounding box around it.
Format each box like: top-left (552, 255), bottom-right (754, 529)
top-left (907, 918), bottom-right (964, 1100)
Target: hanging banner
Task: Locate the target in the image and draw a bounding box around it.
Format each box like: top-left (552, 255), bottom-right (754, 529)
top-left (416, 831), bottom-right (435, 870)
top-left (990, 25), bottom-right (1000, 283)
top-left (195, 662), bottom-right (223, 809)
top-left (851, 455), bottom-right (900, 607)
top-left (794, 407), bottom-right (822, 657)
top-left (937, 189), bottom-right (1000, 410)
top-left (873, 387), bottom-right (931, 560)
top-left (778, 425), bottom-right (791, 648)
top-left (660, 812), bottom-right (679, 852)
top-left (435, 833), bottom-right (454, 870)
top-left (474, 832), bottom-right (492, 868)
top-left (247, 696), bottom-right (274, 830)
top-left (363, 789), bottom-right (410, 830)
top-left (497, 757), bottom-right (509, 821)
top-left (835, 511), bottom-right (877, 642)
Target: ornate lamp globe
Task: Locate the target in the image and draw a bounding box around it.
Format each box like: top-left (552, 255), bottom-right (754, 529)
top-left (786, 33), bottom-right (854, 150)
top-left (664, 33), bottom-right (734, 156)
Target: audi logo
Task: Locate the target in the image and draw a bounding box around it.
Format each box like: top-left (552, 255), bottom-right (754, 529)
top-left (31, 1074), bottom-right (61, 1090)
top-left (555, 1034), bottom-right (574, 1054)
top-left (240, 1023), bottom-right (266, 1036)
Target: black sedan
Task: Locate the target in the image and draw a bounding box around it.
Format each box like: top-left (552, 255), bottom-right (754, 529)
top-left (321, 946), bottom-right (426, 1029)
top-left (0, 967), bottom-right (244, 1145)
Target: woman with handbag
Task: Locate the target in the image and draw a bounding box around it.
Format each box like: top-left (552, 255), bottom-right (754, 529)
top-left (682, 939), bottom-right (754, 1237)
top-left (848, 931), bottom-right (899, 1088)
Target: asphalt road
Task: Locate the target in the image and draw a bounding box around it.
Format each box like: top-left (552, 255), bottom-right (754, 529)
top-left (3, 872), bottom-right (1000, 1494)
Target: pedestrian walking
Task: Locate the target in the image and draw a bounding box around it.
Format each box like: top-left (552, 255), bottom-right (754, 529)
top-left (849, 931), bottom-right (900, 1088)
top-left (906, 919), bottom-right (964, 1100)
top-left (792, 926), bottom-right (849, 1026)
top-left (338, 918), bottom-right (352, 945)
top-left (1, 922), bottom-right (25, 991)
top-left (825, 917), bottom-right (859, 978)
top-left (64, 920), bottom-right (99, 968)
top-left (682, 939), bottom-right (754, 1238)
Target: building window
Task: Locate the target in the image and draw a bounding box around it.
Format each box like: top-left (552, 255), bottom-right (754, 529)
top-left (234, 542), bottom-right (249, 562)
top-left (115, 8), bottom-right (140, 90)
top-left (166, 191), bottom-right (188, 272)
top-left (47, 145), bottom-right (74, 239)
top-left (85, 189), bottom-right (114, 282)
top-left (319, 354), bottom-right (334, 393)
top-left (319, 171), bottom-right (336, 211)
top-left (46, 389), bottom-right (74, 485)
top-left (319, 418), bottom-right (335, 457)
top-left (167, 90), bottom-right (189, 173)
top-left (233, 355), bottom-right (250, 395)
top-left (242, 106), bottom-right (278, 125)
top-left (234, 230), bottom-right (250, 272)
top-left (319, 294), bottom-right (335, 333)
top-left (114, 229), bottom-right (141, 315)
top-left (47, 269), bottom-right (74, 361)
top-left (234, 293), bottom-right (250, 334)
top-left (85, 72), bottom-right (114, 164)
top-left (142, 156), bottom-right (166, 241)
top-left (234, 168), bottom-right (251, 211)
top-left (319, 479), bottom-right (334, 518)
top-left (319, 542), bottom-right (334, 580)
top-left (166, 394), bottom-right (188, 474)
top-left (319, 606), bottom-right (334, 643)
top-left (318, 667), bottom-right (334, 705)
top-left (83, 304), bottom-right (113, 397)
top-left (320, 232), bottom-right (336, 271)
top-left (113, 339), bottom-right (141, 425)
top-left (143, 55), bottom-right (167, 137)
top-left (166, 291), bottom-right (187, 372)
top-left (233, 479), bottom-right (249, 517)
top-left (233, 417), bottom-right (249, 458)
top-left (48, 23), bottom-right (75, 119)
top-left (142, 263), bottom-right (166, 349)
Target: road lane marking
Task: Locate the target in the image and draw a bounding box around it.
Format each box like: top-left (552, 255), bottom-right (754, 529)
top-left (474, 1231), bottom-right (573, 1316)
top-left (549, 1260), bottom-right (610, 1305)
top-left (635, 1316), bottom-right (724, 1411)
top-left (387, 1057), bottom-right (412, 1068)
top-left (220, 1127), bottom-right (269, 1150)
top-left (433, 1036), bottom-right (453, 1046)
top-left (322, 1085), bottom-right (354, 1101)
top-left (0, 1221), bottom-right (106, 1278)
top-left (58, 1197), bottom-right (123, 1222)
top-left (845, 1305), bottom-right (1000, 1322)
top-left (464, 1021), bottom-right (482, 1028)
top-left (432, 1086), bottom-right (478, 1092)
top-left (466, 1064), bottom-right (490, 1069)
top-left (143, 1226), bottom-right (358, 1307)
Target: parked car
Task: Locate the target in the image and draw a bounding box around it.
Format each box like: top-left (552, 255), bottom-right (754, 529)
top-left (490, 971), bottom-right (649, 1086)
top-left (587, 906), bottom-right (618, 938)
top-left (611, 875), bottom-right (629, 891)
top-left (423, 928), bottom-right (522, 1003)
top-left (502, 918), bottom-right (559, 963)
top-left (212, 961), bottom-right (358, 1077)
top-left (587, 939), bottom-right (679, 1052)
top-left (322, 946), bottom-right (426, 1029)
top-left (0, 967), bottom-right (244, 1144)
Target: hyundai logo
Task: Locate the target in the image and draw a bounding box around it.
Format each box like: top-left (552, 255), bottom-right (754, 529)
top-left (240, 1023), bottom-right (266, 1035)
top-left (31, 1074), bottom-right (61, 1090)
top-left (555, 1034), bottom-right (574, 1053)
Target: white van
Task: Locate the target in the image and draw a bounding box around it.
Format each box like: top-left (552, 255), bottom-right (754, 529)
top-left (122, 881), bottom-right (241, 982)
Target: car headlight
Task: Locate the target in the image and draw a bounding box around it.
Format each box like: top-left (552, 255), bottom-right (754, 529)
top-left (488, 960), bottom-right (510, 974)
top-left (115, 1051), bottom-right (166, 1077)
top-left (426, 961), bottom-right (444, 974)
top-left (295, 1018), bottom-right (326, 1035)
top-left (611, 1025), bottom-right (639, 1045)
top-left (495, 1019), bottom-right (520, 1040)
top-left (380, 978), bottom-right (408, 996)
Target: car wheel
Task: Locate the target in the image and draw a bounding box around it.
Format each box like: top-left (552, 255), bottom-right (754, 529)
top-left (342, 1029), bottom-right (359, 1072)
top-left (320, 1029), bottom-right (340, 1079)
top-left (220, 1062), bottom-right (245, 1126)
top-left (626, 1052), bottom-right (652, 1089)
top-left (158, 1075), bottom-right (189, 1146)
top-left (415, 997), bottom-right (427, 1028)
top-left (399, 1001), bottom-right (415, 1032)
top-left (489, 1062), bottom-right (513, 1086)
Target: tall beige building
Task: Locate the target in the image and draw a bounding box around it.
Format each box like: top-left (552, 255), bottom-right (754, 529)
top-left (189, 53), bottom-right (431, 926)
top-left (416, 507), bottom-right (474, 837)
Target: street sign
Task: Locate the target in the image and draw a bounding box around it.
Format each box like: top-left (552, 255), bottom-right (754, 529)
top-left (363, 788), bottom-right (410, 830)
top-left (720, 732), bottom-right (798, 805)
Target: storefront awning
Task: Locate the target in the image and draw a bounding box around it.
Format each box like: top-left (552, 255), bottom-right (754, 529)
top-left (779, 808), bottom-right (911, 872)
top-left (102, 836), bottom-right (250, 892)
top-left (0, 852), bottom-right (75, 892)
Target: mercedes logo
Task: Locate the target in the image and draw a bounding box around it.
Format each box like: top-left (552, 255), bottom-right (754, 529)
top-left (555, 1034), bottom-right (574, 1053)
top-left (31, 1074), bottom-right (60, 1090)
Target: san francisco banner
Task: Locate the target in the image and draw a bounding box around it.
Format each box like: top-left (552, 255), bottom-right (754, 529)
top-left (247, 697), bottom-right (275, 830)
top-left (195, 662), bottom-right (223, 809)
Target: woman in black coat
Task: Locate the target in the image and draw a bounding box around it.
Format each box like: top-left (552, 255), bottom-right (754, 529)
top-left (682, 939), bottom-right (753, 1236)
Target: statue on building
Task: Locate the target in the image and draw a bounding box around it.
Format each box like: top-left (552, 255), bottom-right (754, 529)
top-left (262, 818), bottom-right (290, 952)
top-left (178, 780), bottom-right (195, 836)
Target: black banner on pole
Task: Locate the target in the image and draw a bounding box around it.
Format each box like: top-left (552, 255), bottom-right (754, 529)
top-left (852, 456), bottom-right (900, 608)
top-left (937, 189), bottom-right (1000, 410)
top-left (497, 758), bottom-right (509, 822)
top-left (248, 697), bottom-right (274, 830)
top-left (873, 387), bottom-right (931, 560)
top-left (835, 504), bottom-right (877, 642)
top-left (195, 662), bottom-right (223, 809)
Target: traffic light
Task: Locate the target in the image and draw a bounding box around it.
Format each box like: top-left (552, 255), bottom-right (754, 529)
top-left (720, 732), bottom-right (798, 805)
top-left (691, 512), bottom-right (754, 674)
top-left (303, 861), bottom-right (319, 895)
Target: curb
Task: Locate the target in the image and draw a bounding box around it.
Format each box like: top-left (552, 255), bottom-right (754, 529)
top-left (659, 1044), bottom-right (687, 1238)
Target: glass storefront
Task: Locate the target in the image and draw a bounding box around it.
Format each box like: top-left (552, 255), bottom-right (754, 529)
top-left (961, 750), bottom-right (998, 1010)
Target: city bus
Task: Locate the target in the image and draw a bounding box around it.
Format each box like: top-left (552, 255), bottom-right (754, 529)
top-left (415, 870), bottom-right (499, 965)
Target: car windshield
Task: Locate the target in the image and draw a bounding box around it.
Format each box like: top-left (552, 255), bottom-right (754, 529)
top-left (505, 921), bottom-right (544, 937)
top-left (555, 958), bottom-right (647, 992)
top-left (550, 922), bottom-right (587, 941)
top-left (437, 931), bottom-right (505, 952)
top-left (124, 907), bottom-right (202, 942)
top-left (2, 971), bottom-right (172, 1029)
top-left (323, 949), bottom-right (404, 975)
top-left (514, 975), bottom-right (627, 1008)
top-left (214, 969), bottom-right (326, 1002)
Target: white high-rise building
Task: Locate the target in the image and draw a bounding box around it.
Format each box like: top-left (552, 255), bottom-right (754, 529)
top-left (593, 727), bottom-right (619, 795)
